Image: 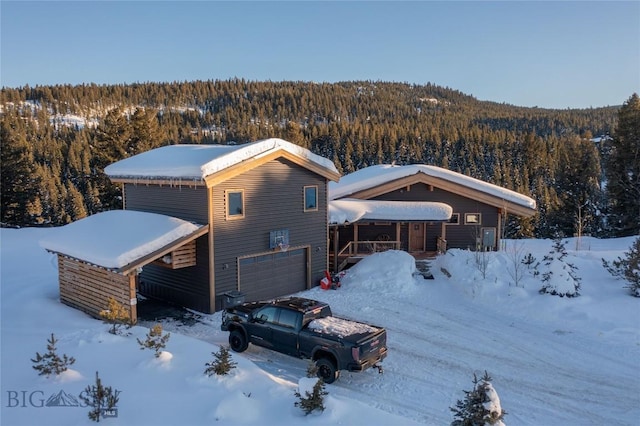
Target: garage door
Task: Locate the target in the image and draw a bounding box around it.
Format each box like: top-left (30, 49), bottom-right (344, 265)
top-left (239, 248), bottom-right (308, 302)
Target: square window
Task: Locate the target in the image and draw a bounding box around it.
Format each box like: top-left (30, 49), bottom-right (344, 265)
top-left (446, 213), bottom-right (460, 225)
top-left (304, 186), bottom-right (318, 212)
top-left (226, 190), bottom-right (244, 219)
top-left (464, 213), bottom-right (481, 225)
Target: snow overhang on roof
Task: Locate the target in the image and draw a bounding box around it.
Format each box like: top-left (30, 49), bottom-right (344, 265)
top-left (39, 210), bottom-right (208, 274)
top-left (104, 138), bottom-right (340, 185)
top-left (329, 164), bottom-right (537, 216)
top-left (329, 199), bottom-right (452, 225)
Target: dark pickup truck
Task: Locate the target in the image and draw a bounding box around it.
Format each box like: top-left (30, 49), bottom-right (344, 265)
top-left (220, 297), bottom-right (387, 383)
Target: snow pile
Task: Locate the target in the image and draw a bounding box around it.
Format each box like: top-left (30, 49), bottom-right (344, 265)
top-left (339, 250), bottom-right (418, 295)
top-left (308, 316), bottom-right (379, 338)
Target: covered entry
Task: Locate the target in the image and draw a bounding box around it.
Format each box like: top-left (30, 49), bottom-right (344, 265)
top-left (238, 246), bottom-right (309, 302)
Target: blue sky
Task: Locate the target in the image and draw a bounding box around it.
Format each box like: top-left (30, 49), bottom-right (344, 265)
top-left (1, 1), bottom-right (638, 109)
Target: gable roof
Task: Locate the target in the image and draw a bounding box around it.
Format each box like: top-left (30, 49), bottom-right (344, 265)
top-left (40, 210), bottom-right (208, 275)
top-left (330, 164), bottom-right (537, 217)
top-left (105, 138), bottom-right (340, 186)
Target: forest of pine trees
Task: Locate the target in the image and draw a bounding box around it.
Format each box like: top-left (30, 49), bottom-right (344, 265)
top-left (1, 79), bottom-right (638, 238)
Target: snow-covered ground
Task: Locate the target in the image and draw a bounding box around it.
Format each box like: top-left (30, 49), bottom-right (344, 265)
top-left (1, 228), bottom-right (638, 425)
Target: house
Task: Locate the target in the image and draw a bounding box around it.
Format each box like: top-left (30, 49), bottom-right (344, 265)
top-left (42, 138), bottom-right (340, 321)
top-left (328, 164), bottom-right (536, 271)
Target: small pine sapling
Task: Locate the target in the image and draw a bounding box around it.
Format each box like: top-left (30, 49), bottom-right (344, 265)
top-left (521, 253), bottom-right (537, 269)
top-left (137, 324), bottom-right (170, 358)
top-left (204, 346), bottom-right (237, 376)
top-left (294, 378), bottom-right (329, 415)
top-left (99, 297), bottom-right (132, 335)
top-left (31, 333), bottom-right (76, 378)
top-left (538, 237), bottom-right (581, 297)
top-left (450, 371), bottom-right (506, 426)
top-left (79, 371), bottom-right (121, 423)
top-left (602, 236), bottom-right (640, 297)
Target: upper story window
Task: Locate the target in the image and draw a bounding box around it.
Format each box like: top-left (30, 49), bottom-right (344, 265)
top-left (446, 213), bottom-right (460, 225)
top-left (226, 189), bottom-right (244, 220)
top-left (465, 213), bottom-right (481, 225)
top-left (304, 185), bottom-right (318, 212)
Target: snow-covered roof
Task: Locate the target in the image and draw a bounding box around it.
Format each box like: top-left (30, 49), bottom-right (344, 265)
top-left (104, 138), bottom-right (339, 181)
top-left (329, 199), bottom-right (452, 224)
top-left (329, 164), bottom-right (536, 210)
top-left (39, 210), bottom-right (206, 271)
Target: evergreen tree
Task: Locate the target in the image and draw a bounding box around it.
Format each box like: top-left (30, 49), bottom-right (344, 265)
top-left (538, 236), bottom-right (581, 297)
top-left (204, 346), bottom-right (237, 376)
top-left (0, 112), bottom-right (41, 226)
top-left (450, 371), bottom-right (506, 426)
top-left (31, 333), bottom-right (76, 377)
top-left (294, 378), bottom-right (329, 415)
top-left (602, 236), bottom-right (640, 297)
top-left (604, 93), bottom-right (640, 236)
top-left (79, 371), bottom-right (120, 422)
top-left (99, 297), bottom-right (132, 335)
top-left (137, 324), bottom-right (170, 358)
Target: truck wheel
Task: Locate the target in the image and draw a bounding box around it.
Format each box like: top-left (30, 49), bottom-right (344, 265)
top-left (229, 330), bottom-right (248, 352)
top-left (316, 358), bottom-right (339, 384)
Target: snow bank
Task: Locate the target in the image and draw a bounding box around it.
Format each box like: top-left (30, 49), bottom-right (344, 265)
top-left (339, 250), bottom-right (418, 295)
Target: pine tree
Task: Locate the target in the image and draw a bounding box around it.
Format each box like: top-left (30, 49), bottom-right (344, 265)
top-left (450, 371), bottom-right (506, 426)
top-left (99, 297), bottom-right (132, 335)
top-left (602, 236), bottom-right (640, 297)
top-left (79, 371), bottom-right (120, 422)
top-left (294, 378), bottom-right (329, 415)
top-left (31, 333), bottom-right (76, 377)
top-left (0, 112), bottom-right (41, 226)
top-left (538, 237), bottom-right (581, 297)
top-left (204, 346), bottom-right (237, 376)
top-left (604, 93), bottom-right (640, 236)
top-left (137, 324), bottom-right (170, 358)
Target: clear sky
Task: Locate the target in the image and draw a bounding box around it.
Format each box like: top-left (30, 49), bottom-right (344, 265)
top-left (1, 1), bottom-right (638, 109)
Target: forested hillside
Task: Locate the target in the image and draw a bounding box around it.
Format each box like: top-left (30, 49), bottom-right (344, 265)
top-left (1, 80), bottom-right (638, 238)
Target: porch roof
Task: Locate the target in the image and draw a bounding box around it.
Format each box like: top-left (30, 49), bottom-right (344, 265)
top-left (329, 198), bottom-right (452, 225)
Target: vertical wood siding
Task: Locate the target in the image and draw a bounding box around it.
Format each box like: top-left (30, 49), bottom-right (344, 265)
top-left (212, 158), bottom-right (328, 310)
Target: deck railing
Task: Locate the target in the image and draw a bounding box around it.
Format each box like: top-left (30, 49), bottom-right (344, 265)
top-left (336, 240), bottom-right (401, 258)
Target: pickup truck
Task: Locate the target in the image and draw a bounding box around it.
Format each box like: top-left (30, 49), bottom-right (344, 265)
top-left (220, 297), bottom-right (387, 383)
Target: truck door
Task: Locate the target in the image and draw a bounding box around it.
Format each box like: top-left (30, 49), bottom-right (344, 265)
top-left (272, 308), bottom-right (301, 356)
top-left (249, 306), bottom-right (276, 349)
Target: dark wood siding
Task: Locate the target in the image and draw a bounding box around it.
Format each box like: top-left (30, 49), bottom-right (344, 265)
top-left (124, 184), bottom-right (209, 224)
top-left (374, 182), bottom-right (500, 250)
top-left (212, 158), bottom-right (328, 310)
top-left (123, 184), bottom-right (213, 312)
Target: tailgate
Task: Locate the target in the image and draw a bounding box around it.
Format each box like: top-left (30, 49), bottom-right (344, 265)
top-left (358, 328), bottom-right (387, 360)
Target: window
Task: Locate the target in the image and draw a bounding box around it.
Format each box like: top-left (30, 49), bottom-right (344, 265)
top-left (304, 186), bottom-right (318, 211)
top-left (464, 213), bottom-right (481, 225)
top-left (256, 306), bottom-right (277, 324)
top-left (277, 309), bottom-right (300, 328)
top-left (226, 190), bottom-right (244, 219)
top-left (446, 213), bottom-right (460, 225)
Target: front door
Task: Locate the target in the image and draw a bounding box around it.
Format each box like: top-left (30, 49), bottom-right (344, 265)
top-left (409, 222), bottom-right (425, 252)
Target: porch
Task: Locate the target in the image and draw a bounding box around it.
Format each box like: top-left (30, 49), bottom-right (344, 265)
top-left (329, 236), bottom-right (447, 272)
